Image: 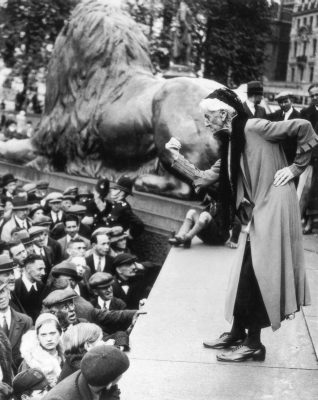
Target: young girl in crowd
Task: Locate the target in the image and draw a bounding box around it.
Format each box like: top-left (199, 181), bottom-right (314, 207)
top-left (19, 314), bottom-right (64, 388)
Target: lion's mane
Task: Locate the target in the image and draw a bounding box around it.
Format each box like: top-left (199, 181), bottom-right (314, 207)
top-left (33, 0), bottom-right (155, 172)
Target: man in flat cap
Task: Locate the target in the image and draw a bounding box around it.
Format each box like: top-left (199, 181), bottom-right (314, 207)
top-left (12, 368), bottom-right (49, 400)
top-left (1, 198), bottom-right (31, 242)
top-left (89, 272), bottom-right (127, 310)
top-left (112, 253), bottom-right (153, 309)
top-left (43, 345), bottom-right (129, 400)
top-left (28, 181), bottom-right (49, 204)
top-left (43, 288), bottom-right (137, 344)
top-left (166, 87), bottom-right (316, 362)
top-left (45, 193), bottom-right (65, 230)
top-left (243, 81), bottom-right (267, 119)
top-left (267, 91), bottom-right (300, 165)
top-left (0, 282), bottom-right (32, 372)
top-left (299, 83), bottom-right (318, 234)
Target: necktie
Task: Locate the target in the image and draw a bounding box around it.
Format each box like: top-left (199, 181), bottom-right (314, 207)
top-left (103, 301), bottom-right (108, 310)
top-left (97, 257), bottom-right (102, 272)
top-left (2, 315), bottom-right (9, 337)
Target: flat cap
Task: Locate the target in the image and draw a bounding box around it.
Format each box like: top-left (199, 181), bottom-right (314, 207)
top-left (110, 228), bottom-right (128, 243)
top-left (91, 227), bottom-right (113, 237)
top-left (113, 253), bottom-right (137, 269)
top-left (0, 254), bottom-right (15, 273)
top-left (77, 186), bottom-right (93, 198)
top-left (89, 272), bottom-right (114, 289)
top-left (66, 204), bottom-right (87, 214)
top-left (34, 215), bottom-right (51, 227)
top-left (247, 81), bottom-right (263, 96)
top-left (275, 91), bottom-right (293, 102)
top-left (46, 192), bottom-right (63, 203)
top-left (12, 368), bottom-right (48, 394)
top-left (63, 186), bottom-right (78, 196)
top-left (81, 345), bottom-right (130, 386)
top-left (42, 288), bottom-right (77, 307)
top-left (36, 181), bottom-right (49, 190)
top-left (22, 182), bottom-right (36, 193)
top-left (29, 226), bottom-right (47, 238)
top-left (51, 261), bottom-right (82, 282)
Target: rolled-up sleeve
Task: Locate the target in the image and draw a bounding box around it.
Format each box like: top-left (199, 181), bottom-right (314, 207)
top-left (171, 155), bottom-right (220, 183)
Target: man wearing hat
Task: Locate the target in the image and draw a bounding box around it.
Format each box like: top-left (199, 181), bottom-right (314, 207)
top-left (243, 80), bottom-right (267, 118)
top-left (14, 254), bottom-right (46, 322)
top-left (89, 272), bottom-right (127, 310)
top-left (1, 197), bottom-right (32, 242)
top-left (112, 253), bottom-right (152, 309)
top-left (42, 288), bottom-right (137, 346)
top-left (28, 181), bottom-right (49, 204)
top-left (1, 173), bottom-right (17, 203)
top-left (0, 254), bottom-right (25, 313)
top-left (43, 345), bottom-right (129, 400)
top-left (109, 228), bottom-right (129, 257)
top-left (267, 91), bottom-right (300, 165)
top-left (45, 192), bottom-right (65, 230)
top-left (0, 282), bottom-right (32, 372)
top-left (29, 226), bottom-right (54, 279)
top-left (103, 176), bottom-right (144, 239)
top-left (12, 368), bottom-right (49, 399)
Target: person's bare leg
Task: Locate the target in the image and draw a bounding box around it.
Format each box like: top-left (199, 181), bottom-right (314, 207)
top-left (176, 209), bottom-right (198, 238)
top-left (184, 211), bottom-right (211, 240)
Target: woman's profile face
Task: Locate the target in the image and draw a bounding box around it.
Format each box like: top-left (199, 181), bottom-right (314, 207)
top-left (37, 321), bottom-right (60, 351)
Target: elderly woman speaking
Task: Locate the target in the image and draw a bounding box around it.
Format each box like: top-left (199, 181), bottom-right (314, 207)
top-left (165, 87), bottom-right (317, 362)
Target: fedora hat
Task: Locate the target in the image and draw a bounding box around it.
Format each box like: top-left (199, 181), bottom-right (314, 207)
top-left (110, 176), bottom-right (134, 195)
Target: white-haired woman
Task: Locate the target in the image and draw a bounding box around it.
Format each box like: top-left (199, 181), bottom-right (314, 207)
top-left (166, 87), bottom-right (317, 362)
top-left (19, 313), bottom-right (64, 388)
top-left (59, 322), bottom-right (107, 382)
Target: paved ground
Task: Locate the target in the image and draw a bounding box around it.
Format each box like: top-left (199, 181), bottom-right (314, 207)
top-left (121, 234), bottom-right (318, 400)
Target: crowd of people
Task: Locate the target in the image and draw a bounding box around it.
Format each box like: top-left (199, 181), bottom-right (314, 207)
top-left (0, 173), bottom-right (161, 399)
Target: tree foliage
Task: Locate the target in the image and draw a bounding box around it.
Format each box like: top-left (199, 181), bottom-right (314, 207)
top-left (127, 0), bottom-right (272, 85)
top-left (0, 0), bottom-right (75, 91)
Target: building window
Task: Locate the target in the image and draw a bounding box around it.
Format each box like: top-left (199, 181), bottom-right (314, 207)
top-left (291, 67), bottom-right (295, 82)
top-left (304, 17), bottom-right (307, 26)
top-left (310, 16), bottom-right (313, 29)
top-left (303, 41), bottom-right (307, 55)
top-left (299, 66), bottom-right (304, 81)
top-left (294, 41), bottom-right (298, 57)
top-left (313, 39), bottom-right (317, 56)
top-left (316, 15), bottom-right (318, 27)
top-left (298, 18), bottom-right (301, 29)
top-left (310, 66), bottom-right (314, 82)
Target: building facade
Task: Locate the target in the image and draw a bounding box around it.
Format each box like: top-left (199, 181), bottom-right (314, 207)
top-left (287, 0), bottom-right (318, 90)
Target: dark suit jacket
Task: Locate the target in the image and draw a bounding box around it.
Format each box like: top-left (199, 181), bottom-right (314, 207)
top-left (85, 254), bottom-right (114, 274)
top-left (300, 104), bottom-right (318, 157)
top-left (112, 276), bottom-right (149, 310)
top-left (243, 101), bottom-right (267, 119)
top-left (267, 107), bottom-right (300, 164)
top-left (8, 308), bottom-right (32, 372)
top-left (91, 296), bottom-right (127, 310)
top-left (47, 236), bottom-right (63, 265)
top-left (14, 278), bottom-right (45, 322)
top-left (43, 370), bottom-right (120, 400)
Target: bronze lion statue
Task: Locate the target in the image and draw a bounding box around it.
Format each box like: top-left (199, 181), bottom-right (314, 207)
top-left (27, 0), bottom-right (223, 198)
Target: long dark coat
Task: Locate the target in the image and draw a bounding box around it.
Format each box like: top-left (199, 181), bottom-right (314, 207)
top-left (225, 118), bottom-right (317, 330)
